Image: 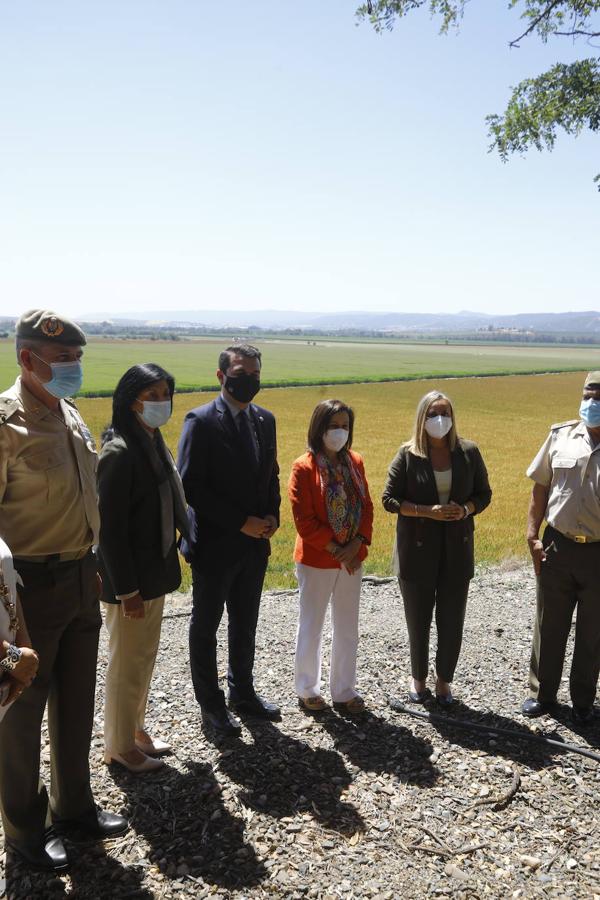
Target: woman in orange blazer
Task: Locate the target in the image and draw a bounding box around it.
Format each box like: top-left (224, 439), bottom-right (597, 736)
top-left (288, 399), bottom-right (374, 714)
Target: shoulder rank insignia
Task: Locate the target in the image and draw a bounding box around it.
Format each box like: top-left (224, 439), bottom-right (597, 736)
top-left (78, 421), bottom-right (96, 449)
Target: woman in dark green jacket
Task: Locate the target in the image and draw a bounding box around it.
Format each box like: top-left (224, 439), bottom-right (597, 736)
top-left (382, 390), bottom-right (491, 706)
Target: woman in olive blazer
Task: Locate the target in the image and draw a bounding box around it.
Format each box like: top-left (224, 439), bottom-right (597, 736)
top-left (382, 390), bottom-right (491, 706)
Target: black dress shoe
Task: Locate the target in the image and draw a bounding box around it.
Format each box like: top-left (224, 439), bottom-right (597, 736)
top-left (6, 833), bottom-right (70, 872)
top-left (54, 806), bottom-right (129, 840)
top-left (407, 690), bottom-right (429, 704)
top-left (229, 695), bottom-right (281, 720)
top-left (521, 697), bottom-right (558, 718)
top-left (572, 705), bottom-right (595, 726)
top-left (436, 692), bottom-right (455, 708)
top-left (202, 707), bottom-right (242, 734)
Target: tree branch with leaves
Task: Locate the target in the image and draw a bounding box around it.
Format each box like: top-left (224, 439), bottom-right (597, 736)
top-left (356, 1), bottom-right (600, 187)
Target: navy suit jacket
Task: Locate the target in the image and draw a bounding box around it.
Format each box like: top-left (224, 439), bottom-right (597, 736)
top-left (177, 395), bottom-right (280, 571)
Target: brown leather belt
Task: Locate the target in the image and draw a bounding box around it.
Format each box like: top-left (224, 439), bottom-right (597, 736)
top-left (14, 548), bottom-right (91, 564)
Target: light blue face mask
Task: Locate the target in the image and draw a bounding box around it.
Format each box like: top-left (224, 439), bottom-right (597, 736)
top-left (579, 398), bottom-right (600, 428)
top-left (31, 351), bottom-right (83, 399)
top-left (137, 400), bottom-right (172, 429)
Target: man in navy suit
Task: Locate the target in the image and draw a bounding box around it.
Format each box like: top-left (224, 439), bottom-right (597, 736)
top-left (178, 345), bottom-right (281, 734)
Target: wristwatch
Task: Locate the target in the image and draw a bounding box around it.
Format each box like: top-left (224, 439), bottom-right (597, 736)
top-left (0, 644), bottom-right (22, 673)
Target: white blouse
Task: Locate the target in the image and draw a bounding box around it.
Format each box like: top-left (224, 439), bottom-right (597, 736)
top-left (434, 468), bottom-right (452, 505)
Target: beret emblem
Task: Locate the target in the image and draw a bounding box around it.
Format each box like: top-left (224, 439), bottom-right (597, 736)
top-left (41, 316), bottom-right (64, 338)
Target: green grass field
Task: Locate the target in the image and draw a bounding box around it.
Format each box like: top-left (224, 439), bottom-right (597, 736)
top-left (1, 336), bottom-right (599, 395)
top-left (71, 371), bottom-right (588, 592)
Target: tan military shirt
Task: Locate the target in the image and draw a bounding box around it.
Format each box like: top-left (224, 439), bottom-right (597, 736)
top-left (527, 419), bottom-right (600, 539)
top-left (0, 378), bottom-right (100, 556)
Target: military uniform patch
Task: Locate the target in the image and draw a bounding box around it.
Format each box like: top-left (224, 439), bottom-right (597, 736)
top-left (41, 316), bottom-right (64, 338)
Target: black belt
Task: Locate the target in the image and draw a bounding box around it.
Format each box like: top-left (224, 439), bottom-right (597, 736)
top-left (14, 548), bottom-right (92, 565)
top-left (550, 526), bottom-right (600, 545)
top-left (562, 533), bottom-right (600, 544)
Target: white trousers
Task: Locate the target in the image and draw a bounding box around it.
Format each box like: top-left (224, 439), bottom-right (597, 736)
top-left (103, 596), bottom-right (165, 754)
top-left (294, 564), bottom-right (362, 703)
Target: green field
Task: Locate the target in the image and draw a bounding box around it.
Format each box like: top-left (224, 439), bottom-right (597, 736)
top-left (1, 333), bottom-right (593, 590)
top-left (71, 370), bottom-right (588, 592)
top-left (1, 336), bottom-right (599, 396)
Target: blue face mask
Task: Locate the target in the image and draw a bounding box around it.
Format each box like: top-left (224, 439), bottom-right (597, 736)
top-left (137, 400), bottom-right (172, 429)
top-left (31, 352), bottom-right (83, 399)
top-left (579, 398), bottom-right (600, 428)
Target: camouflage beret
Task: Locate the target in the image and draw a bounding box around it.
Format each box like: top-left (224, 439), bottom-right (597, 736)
top-left (584, 371), bottom-right (600, 389)
top-left (15, 309), bottom-right (86, 346)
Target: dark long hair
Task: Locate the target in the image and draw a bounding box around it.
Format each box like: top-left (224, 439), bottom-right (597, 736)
top-left (102, 363), bottom-right (175, 446)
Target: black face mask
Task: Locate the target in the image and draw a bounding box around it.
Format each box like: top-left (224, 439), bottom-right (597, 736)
top-left (224, 373), bottom-right (260, 404)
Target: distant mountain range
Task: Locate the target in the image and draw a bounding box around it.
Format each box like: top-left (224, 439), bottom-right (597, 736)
top-left (72, 308), bottom-right (600, 334)
top-left (3, 309), bottom-right (600, 334)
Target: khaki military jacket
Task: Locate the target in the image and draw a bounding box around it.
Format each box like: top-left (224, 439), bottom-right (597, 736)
top-left (527, 419), bottom-right (600, 540)
top-left (0, 378), bottom-right (99, 556)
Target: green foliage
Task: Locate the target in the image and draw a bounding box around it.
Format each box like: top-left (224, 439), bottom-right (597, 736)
top-left (357, 1), bottom-right (600, 187)
top-left (487, 59), bottom-right (600, 169)
top-left (511, 1), bottom-right (600, 44)
top-left (356, 0), bottom-right (465, 33)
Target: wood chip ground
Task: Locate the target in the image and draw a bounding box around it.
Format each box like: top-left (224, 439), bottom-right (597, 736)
top-left (1, 563), bottom-right (599, 899)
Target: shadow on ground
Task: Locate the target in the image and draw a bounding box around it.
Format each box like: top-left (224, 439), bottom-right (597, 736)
top-left (318, 708), bottom-right (439, 787)
top-left (214, 718), bottom-right (365, 834)
top-left (388, 698), bottom-right (600, 770)
top-left (105, 758), bottom-right (266, 893)
top-left (2, 841), bottom-right (153, 900)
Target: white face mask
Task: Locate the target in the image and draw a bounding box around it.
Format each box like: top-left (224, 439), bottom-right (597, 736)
top-left (137, 400), bottom-right (172, 429)
top-left (323, 427), bottom-right (349, 452)
top-left (425, 415), bottom-right (452, 440)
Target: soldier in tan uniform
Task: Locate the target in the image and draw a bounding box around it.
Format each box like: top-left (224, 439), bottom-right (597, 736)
top-left (0, 309), bottom-right (127, 872)
top-left (522, 371), bottom-right (600, 725)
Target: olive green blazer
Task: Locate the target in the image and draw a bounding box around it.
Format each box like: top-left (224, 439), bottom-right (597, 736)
top-left (382, 438), bottom-right (492, 583)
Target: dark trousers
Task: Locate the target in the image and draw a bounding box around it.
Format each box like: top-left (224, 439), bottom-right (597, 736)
top-left (189, 550), bottom-right (267, 712)
top-left (530, 525), bottom-right (600, 708)
top-left (399, 577), bottom-right (470, 683)
top-left (0, 551), bottom-right (101, 846)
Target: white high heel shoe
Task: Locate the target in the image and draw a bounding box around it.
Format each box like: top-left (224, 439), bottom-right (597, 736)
top-left (104, 749), bottom-right (164, 773)
top-left (135, 737), bottom-right (171, 756)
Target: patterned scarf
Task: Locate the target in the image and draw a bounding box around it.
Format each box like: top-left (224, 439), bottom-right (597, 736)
top-left (316, 450), bottom-right (365, 544)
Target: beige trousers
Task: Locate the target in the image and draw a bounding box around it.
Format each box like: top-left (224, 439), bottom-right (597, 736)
top-left (103, 596), bottom-right (165, 754)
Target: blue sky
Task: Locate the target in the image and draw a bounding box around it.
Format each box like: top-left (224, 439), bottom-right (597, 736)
top-left (0, 1), bottom-right (598, 318)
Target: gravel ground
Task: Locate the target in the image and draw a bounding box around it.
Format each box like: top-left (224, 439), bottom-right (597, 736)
top-left (2, 562), bottom-right (600, 899)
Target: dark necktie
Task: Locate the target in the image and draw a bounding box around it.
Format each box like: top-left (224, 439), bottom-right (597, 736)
top-left (238, 410), bottom-right (259, 471)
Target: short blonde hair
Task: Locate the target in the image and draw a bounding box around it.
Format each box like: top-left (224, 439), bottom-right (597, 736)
top-left (406, 390), bottom-right (457, 458)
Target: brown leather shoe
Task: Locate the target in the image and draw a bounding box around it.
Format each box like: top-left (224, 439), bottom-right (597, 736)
top-left (298, 695), bottom-right (327, 712)
top-left (333, 695), bottom-right (366, 715)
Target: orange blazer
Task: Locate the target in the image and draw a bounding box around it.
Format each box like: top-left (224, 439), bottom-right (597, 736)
top-left (288, 450), bottom-right (374, 569)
